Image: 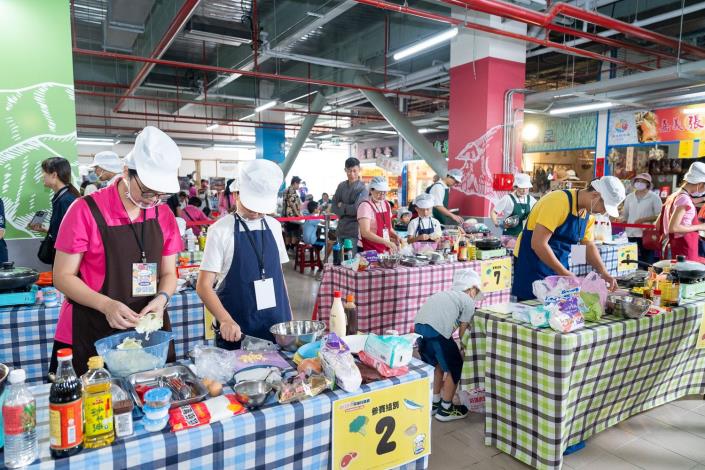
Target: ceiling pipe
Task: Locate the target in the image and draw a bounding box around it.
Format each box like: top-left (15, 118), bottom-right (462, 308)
top-left (76, 123), bottom-right (293, 137)
top-left (112, 0), bottom-right (201, 113)
top-left (73, 47), bottom-right (449, 102)
top-left (354, 0), bottom-right (650, 71)
top-left (440, 0), bottom-right (705, 60)
top-left (281, 93), bottom-right (327, 177)
top-left (354, 75), bottom-right (447, 176)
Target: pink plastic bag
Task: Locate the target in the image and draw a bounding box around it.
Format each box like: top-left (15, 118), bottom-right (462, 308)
top-left (580, 272), bottom-right (608, 307)
top-left (358, 351), bottom-right (409, 377)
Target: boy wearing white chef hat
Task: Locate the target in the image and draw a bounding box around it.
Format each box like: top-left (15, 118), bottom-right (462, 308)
top-left (197, 159), bottom-right (292, 350)
top-left (415, 268), bottom-right (483, 422)
top-left (407, 193), bottom-right (442, 243)
top-left (85, 150), bottom-right (124, 195)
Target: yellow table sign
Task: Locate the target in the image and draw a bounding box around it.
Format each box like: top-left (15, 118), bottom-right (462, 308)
top-left (331, 378), bottom-right (431, 470)
top-left (617, 244), bottom-right (638, 273)
top-left (697, 310), bottom-right (705, 349)
top-left (480, 257), bottom-right (512, 293)
top-left (204, 307), bottom-right (215, 340)
top-left (679, 139), bottom-right (695, 159)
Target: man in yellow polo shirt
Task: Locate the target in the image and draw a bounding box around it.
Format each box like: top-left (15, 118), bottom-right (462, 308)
top-left (512, 176), bottom-right (626, 301)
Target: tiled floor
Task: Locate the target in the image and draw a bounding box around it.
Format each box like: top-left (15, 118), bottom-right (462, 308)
top-left (283, 264), bottom-right (705, 470)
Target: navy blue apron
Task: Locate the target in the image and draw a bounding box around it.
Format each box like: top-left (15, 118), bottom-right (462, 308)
top-left (511, 190), bottom-right (588, 301)
top-left (415, 217), bottom-right (436, 241)
top-left (215, 215), bottom-right (292, 349)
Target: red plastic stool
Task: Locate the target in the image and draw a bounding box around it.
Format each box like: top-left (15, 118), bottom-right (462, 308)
top-left (294, 243), bottom-right (323, 274)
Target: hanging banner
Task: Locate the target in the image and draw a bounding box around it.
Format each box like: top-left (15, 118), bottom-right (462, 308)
top-left (609, 105), bottom-right (705, 146)
top-left (331, 378), bottom-right (431, 470)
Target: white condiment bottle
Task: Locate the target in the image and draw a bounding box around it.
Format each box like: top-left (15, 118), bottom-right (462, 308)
top-left (329, 291), bottom-right (347, 338)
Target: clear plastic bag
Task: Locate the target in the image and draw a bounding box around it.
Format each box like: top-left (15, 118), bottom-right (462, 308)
top-left (190, 345), bottom-right (236, 383)
top-left (241, 335), bottom-right (279, 352)
top-left (532, 275), bottom-right (581, 302)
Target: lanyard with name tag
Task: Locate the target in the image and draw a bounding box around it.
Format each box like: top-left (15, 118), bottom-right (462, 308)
top-left (129, 210), bottom-right (158, 297)
top-left (238, 215), bottom-right (277, 311)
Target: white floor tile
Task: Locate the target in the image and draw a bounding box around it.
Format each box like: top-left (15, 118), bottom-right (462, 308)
top-left (610, 438), bottom-right (697, 470)
top-left (588, 426), bottom-right (639, 453)
top-left (587, 453), bottom-right (644, 470)
top-left (641, 423), bottom-right (705, 464)
top-left (563, 442), bottom-right (609, 469)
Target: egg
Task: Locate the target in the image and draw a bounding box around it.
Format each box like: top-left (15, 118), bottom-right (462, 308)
top-left (208, 381), bottom-right (223, 397)
top-left (202, 378), bottom-right (214, 387)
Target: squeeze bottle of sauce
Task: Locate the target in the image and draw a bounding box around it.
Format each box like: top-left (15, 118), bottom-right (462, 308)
top-left (329, 291), bottom-right (347, 337)
top-left (344, 294), bottom-right (358, 335)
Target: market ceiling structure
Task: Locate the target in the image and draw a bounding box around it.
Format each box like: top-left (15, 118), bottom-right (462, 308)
top-left (71, 0), bottom-right (705, 150)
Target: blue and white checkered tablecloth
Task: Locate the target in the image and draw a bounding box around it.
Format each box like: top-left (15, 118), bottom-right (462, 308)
top-left (0, 289), bottom-right (206, 384)
top-left (2, 360), bottom-right (433, 470)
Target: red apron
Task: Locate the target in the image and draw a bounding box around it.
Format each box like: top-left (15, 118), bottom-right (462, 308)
top-left (669, 232), bottom-right (704, 262)
top-left (361, 200), bottom-right (392, 254)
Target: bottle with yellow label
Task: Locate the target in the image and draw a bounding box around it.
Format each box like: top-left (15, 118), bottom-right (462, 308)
top-left (81, 356), bottom-right (114, 449)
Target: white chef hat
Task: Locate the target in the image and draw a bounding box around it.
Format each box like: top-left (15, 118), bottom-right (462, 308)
top-left (89, 151), bottom-right (124, 174)
top-left (684, 162), bottom-right (705, 184)
top-left (591, 176), bottom-right (626, 218)
top-left (414, 193), bottom-right (435, 209)
top-left (514, 173), bottom-right (533, 189)
top-left (124, 126), bottom-right (181, 193)
top-left (229, 178), bottom-right (240, 193)
top-left (369, 176), bottom-right (389, 192)
top-left (447, 169), bottom-right (463, 183)
top-left (452, 269), bottom-right (482, 292)
top-left (239, 159), bottom-right (283, 214)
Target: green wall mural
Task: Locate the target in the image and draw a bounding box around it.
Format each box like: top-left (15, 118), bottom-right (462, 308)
top-left (0, 0), bottom-right (78, 240)
top-left (523, 114), bottom-right (597, 153)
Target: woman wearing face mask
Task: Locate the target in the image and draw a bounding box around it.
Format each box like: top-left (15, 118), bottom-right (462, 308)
top-left (491, 173), bottom-right (536, 237)
top-left (196, 160), bottom-right (292, 349)
top-left (50, 127), bottom-right (183, 375)
top-left (357, 176), bottom-right (402, 254)
top-left (620, 173), bottom-right (662, 263)
top-left (511, 176), bottom-right (626, 301)
top-left (660, 162), bottom-right (705, 262)
top-left (32, 157), bottom-right (81, 265)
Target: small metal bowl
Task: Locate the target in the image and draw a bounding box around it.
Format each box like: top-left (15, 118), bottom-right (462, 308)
top-left (378, 254), bottom-right (402, 269)
top-left (232, 380), bottom-right (272, 409)
top-left (270, 320), bottom-right (326, 352)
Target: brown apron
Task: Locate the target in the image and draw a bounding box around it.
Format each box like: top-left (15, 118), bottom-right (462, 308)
top-left (71, 196), bottom-right (175, 376)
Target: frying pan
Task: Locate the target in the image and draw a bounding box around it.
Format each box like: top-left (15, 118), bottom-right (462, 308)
top-left (475, 237), bottom-right (502, 250)
top-left (621, 256), bottom-right (705, 281)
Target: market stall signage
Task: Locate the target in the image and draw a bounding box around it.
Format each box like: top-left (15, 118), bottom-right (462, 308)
top-left (617, 245), bottom-right (638, 273)
top-left (609, 105), bottom-right (705, 146)
top-left (480, 257), bottom-right (512, 293)
top-left (331, 378), bottom-right (431, 470)
top-left (679, 140), bottom-right (695, 159)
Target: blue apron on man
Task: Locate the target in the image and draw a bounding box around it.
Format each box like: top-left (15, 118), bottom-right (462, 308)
top-left (511, 190), bottom-right (588, 301)
top-left (215, 215), bottom-right (291, 349)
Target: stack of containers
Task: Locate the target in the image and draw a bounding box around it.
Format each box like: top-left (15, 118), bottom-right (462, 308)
top-left (141, 387), bottom-right (171, 432)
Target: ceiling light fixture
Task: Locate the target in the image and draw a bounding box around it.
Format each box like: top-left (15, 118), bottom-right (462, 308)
top-left (77, 137), bottom-right (115, 146)
top-left (393, 28), bottom-right (458, 61)
top-left (206, 123), bottom-right (219, 131)
top-left (418, 128), bottom-right (435, 134)
top-left (285, 91), bottom-right (318, 104)
top-left (239, 113), bottom-right (256, 121)
top-left (548, 102), bottom-right (614, 115)
top-left (255, 101), bottom-right (277, 113)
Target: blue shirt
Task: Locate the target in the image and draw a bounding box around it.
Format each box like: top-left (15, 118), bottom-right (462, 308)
top-left (302, 219), bottom-right (320, 245)
top-left (0, 198), bottom-right (5, 231)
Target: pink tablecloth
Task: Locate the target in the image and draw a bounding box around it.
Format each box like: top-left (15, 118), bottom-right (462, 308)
top-left (315, 259), bottom-right (511, 335)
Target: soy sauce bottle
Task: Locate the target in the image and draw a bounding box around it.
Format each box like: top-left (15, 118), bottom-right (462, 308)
top-left (49, 349), bottom-right (83, 458)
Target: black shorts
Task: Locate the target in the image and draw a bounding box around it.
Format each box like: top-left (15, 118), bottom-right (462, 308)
top-left (284, 222), bottom-right (301, 236)
top-left (414, 323), bottom-right (463, 384)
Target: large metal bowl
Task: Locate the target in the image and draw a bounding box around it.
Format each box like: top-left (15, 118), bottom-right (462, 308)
top-left (270, 320), bottom-right (326, 352)
top-left (607, 293), bottom-right (651, 319)
top-left (232, 380), bottom-right (272, 409)
top-left (378, 254), bottom-right (401, 269)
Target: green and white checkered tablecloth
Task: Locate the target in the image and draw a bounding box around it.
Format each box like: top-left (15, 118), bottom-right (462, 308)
top-left (460, 296), bottom-right (705, 470)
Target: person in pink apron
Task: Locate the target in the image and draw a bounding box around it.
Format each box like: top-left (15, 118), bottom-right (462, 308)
top-left (661, 162), bottom-right (705, 262)
top-left (357, 176), bottom-right (401, 253)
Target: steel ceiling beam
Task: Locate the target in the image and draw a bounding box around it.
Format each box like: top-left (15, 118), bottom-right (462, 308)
top-left (282, 93), bottom-right (327, 176)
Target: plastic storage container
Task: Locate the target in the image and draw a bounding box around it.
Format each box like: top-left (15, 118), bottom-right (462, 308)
top-left (95, 331), bottom-right (174, 377)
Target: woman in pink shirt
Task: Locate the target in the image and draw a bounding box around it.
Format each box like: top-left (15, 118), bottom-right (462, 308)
top-left (357, 176), bottom-right (401, 253)
top-left (218, 178), bottom-right (238, 216)
top-left (661, 162), bottom-right (705, 262)
top-left (51, 127), bottom-right (183, 376)
top-left (181, 197), bottom-right (211, 236)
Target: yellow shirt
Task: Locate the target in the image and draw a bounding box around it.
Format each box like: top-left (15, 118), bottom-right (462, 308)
top-left (514, 189), bottom-right (594, 257)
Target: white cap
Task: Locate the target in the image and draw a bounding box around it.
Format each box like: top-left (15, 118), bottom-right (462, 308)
top-left (229, 178), bottom-right (240, 193)
top-left (239, 159), bottom-right (283, 214)
top-left (414, 193), bottom-right (435, 209)
top-left (565, 170), bottom-right (579, 180)
top-left (8, 368), bottom-right (26, 384)
top-left (89, 151), bottom-right (124, 174)
top-left (452, 269), bottom-right (482, 292)
top-left (514, 173), bottom-right (532, 189)
top-left (124, 126), bottom-right (181, 193)
top-left (684, 161), bottom-right (705, 184)
top-left (591, 176), bottom-right (626, 218)
top-left (369, 176), bottom-right (389, 192)
top-left (447, 169), bottom-right (463, 183)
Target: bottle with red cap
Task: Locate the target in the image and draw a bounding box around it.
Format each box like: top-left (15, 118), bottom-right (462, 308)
top-left (49, 348), bottom-right (83, 458)
top-left (329, 291), bottom-right (347, 337)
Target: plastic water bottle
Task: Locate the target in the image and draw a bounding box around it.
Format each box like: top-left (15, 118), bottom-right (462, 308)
top-left (3, 369), bottom-right (38, 468)
top-left (332, 241), bottom-right (342, 266)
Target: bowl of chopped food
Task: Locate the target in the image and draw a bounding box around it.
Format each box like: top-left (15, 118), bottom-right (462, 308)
top-left (95, 330), bottom-right (174, 377)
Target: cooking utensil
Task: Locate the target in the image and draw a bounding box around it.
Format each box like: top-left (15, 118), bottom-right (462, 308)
top-left (270, 320), bottom-right (326, 352)
top-left (232, 380), bottom-right (273, 409)
top-left (378, 254), bottom-right (401, 269)
top-left (0, 262), bottom-right (39, 292)
top-left (606, 293), bottom-right (651, 318)
top-left (622, 256), bottom-right (705, 281)
top-left (475, 237), bottom-right (502, 250)
top-left (503, 216), bottom-right (520, 229)
top-left (127, 365), bottom-right (208, 409)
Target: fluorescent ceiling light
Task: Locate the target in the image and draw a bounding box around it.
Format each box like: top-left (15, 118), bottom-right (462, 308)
top-left (285, 91), bottom-right (318, 104)
top-left (255, 101), bottom-right (277, 113)
top-left (206, 123), bottom-right (219, 131)
top-left (418, 128), bottom-right (435, 134)
top-left (367, 129), bottom-right (397, 135)
top-left (211, 143), bottom-right (253, 151)
top-left (239, 113), bottom-right (256, 121)
top-left (393, 28), bottom-right (458, 61)
top-left (77, 138), bottom-right (114, 146)
top-left (548, 102), bottom-right (614, 115)
top-left (682, 107), bottom-right (705, 114)
top-left (236, 135), bottom-right (256, 143)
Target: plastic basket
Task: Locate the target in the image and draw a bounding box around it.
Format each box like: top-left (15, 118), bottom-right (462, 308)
top-left (95, 330), bottom-right (173, 377)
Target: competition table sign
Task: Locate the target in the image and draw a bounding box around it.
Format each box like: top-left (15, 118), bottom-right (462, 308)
top-left (460, 297), bottom-right (705, 470)
top-left (0, 289), bottom-right (206, 384)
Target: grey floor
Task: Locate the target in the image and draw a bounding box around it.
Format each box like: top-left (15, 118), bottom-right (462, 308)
top-left (283, 263), bottom-right (705, 470)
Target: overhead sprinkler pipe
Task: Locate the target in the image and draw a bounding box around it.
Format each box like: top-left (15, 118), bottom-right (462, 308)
top-left (354, 0), bottom-right (651, 71)
top-left (72, 48), bottom-right (449, 102)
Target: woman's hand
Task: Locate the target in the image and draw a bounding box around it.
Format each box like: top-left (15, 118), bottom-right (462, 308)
top-left (420, 234), bottom-right (430, 241)
top-left (219, 320), bottom-right (242, 342)
top-left (384, 240), bottom-right (398, 253)
top-left (139, 295), bottom-right (168, 319)
top-left (29, 223), bottom-right (47, 233)
top-left (600, 272), bottom-right (618, 291)
top-left (101, 299), bottom-right (140, 329)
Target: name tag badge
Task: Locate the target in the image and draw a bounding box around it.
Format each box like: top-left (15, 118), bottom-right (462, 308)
top-left (382, 228), bottom-right (390, 241)
top-left (254, 278), bottom-right (277, 311)
top-left (132, 262), bottom-right (158, 297)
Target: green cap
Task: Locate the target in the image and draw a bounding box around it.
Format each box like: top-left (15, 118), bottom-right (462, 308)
top-left (343, 239), bottom-right (353, 249)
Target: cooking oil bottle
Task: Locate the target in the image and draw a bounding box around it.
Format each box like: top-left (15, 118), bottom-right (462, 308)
top-left (81, 356), bottom-right (114, 449)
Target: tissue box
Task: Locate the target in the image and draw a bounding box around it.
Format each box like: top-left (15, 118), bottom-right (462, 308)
top-left (363, 334), bottom-right (414, 369)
